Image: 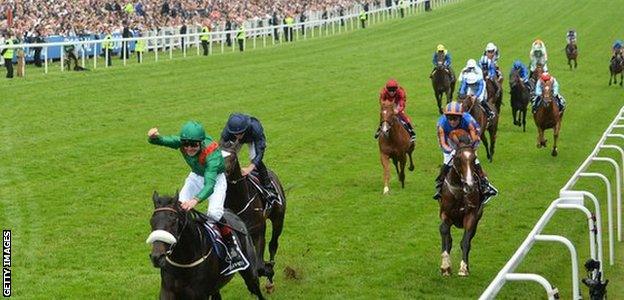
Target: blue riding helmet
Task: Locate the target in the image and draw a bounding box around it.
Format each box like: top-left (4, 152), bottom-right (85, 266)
top-left (226, 113), bottom-right (251, 135)
top-left (513, 60), bottom-right (523, 69)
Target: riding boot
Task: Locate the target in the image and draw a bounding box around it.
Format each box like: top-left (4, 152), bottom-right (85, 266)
top-left (257, 162), bottom-right (278, 202)
top-left (374, 125), bottom-right (381, 139)
top-left (433, 164), bottom-right (452, 200)
top-left (217, 221), bottom-right (248, 275)
top-left (448, 67), bottom-right (456, 83)
top-left (429, 68), bottom-right (435, 79)
top-left (531, 96), bottom-right (540, 113)
top-left (556, 94), bottom-right (566, 115)
top-left (474, 163), bottom-right (498, 204)
top-left (481, 101), bottom-right (495, 121)
top-left (404, 122), bottom-right (416, 142)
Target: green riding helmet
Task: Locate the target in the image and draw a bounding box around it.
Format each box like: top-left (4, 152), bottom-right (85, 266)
top-left (179, 121), bottom-right (206, 141)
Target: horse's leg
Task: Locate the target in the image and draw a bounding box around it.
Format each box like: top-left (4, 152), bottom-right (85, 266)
top-left (536, 127), bottom-right (544, 148)
top-left (210, 292), bottom-right (222, 300)
top-left (407, 146), bottom-right (415, 172)
top-left (436, 93), bottom-right (443, 115)
top-left (512, 106), bottom-right (518, 126)
top-left (380, 153), bottom-right (391, 194)
top-left (239, 267), bottom-right (266, 300)
top-left (439, 218), bottom-right (452, 276)
top-left (265, 210), bottom-right (284, 292)
top-left (620, 72), bottom-right (623, 86)
top-left (574, 58), bottom-right (577, 69)
top-left (522, 109), bottom-right (527, 132)
top-left (399, 154), bottom-right (406, 188)
top-left (459, 213), bottom-right (478, 277)
top-left (481, 132), bottom-right (491, 162)
top-left (552, 121), bottom-right (560, 157)
top-left (489, 126), bottom-right (497, 162)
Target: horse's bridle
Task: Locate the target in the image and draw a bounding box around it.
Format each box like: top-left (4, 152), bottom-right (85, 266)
top-left (152, 206), bottom-right (189, 256)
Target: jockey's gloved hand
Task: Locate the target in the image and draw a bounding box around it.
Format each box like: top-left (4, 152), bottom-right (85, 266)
top-left (450, 149), bottom-right (456, 157)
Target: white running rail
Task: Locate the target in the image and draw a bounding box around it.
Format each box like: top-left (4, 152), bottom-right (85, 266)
top-left (481, 105), bottom-right (624, 299)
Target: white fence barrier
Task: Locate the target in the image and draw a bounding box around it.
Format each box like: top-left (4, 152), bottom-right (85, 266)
top-left (480, 106), bottom-right (624, 299)
top-left (0, 0), bottom-right (460, 75)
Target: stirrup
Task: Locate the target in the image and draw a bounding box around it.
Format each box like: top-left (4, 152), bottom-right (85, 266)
top-left (433, 192), bottom-right (441, 200)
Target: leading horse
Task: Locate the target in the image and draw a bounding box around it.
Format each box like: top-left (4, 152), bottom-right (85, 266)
top-left (147, 191), bottom-right (265, 300)
top-left (378, 99), bottom-right (415, 194)
top-left (566, 43), bottom-right (578, 69)
top-left (438, 133), bottom-right (484, 277)
top-left (533, 79), bottom-right (563, 156)
top-left (220, 141), bottom-right (286, 293)
top-left (509, 68), bottom-right (530, 132)
top-left (431, 54), bottom-right (455, 114)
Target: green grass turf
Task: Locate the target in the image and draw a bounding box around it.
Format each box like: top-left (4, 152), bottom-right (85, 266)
top-left (2, 0), bottom-right (624, 298)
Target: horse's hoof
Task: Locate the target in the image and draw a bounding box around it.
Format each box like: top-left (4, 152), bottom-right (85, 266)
top-left (552, 148), bottom-right (558, 157)
top-left (458, 269), bottom-right (469, 277)
top-left (383, 186), bottom-right (390, 195)
top-left (265, 282), bottom-right (275, 294)
top-left (458, 261), bottom-right (469, 277)
top-left (440, 267), bottom-right (452, 276)
top-left (536, 143), bottom-right (541, 148)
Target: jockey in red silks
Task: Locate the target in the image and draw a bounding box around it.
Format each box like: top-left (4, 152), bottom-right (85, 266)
top-left (374, 79), bottom-right (416, 142)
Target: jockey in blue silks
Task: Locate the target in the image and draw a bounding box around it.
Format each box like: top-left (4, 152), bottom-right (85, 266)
top-left (430, 44), bottom-right (456, 83)
top-left (459, 59), bottom-right (495, 121)
top-left (510, 59), bottom-right (533, 92)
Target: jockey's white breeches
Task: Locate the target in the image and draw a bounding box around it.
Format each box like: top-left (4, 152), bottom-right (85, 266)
top-left (180, 172), bottom-right (227, 222)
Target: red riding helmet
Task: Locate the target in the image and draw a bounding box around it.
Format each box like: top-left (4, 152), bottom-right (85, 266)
top-left (385, 79), bottom-right (399, 89)
top-left (540, 73), bottom-right (552, 82)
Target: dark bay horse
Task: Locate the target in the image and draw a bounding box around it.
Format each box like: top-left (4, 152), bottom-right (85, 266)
top-left (566, 43), bottom-right (578, 69)
top-left (509, 68), bottom-right (530, 132)
top-left (609, 55), bottom-right (623, 86)
top-left (431, 54), bottom-right (455, 114)
top-left (378, 99), bottom-right (415, 194)
top-left (461, 95), bottom-right (497, 162)
top-left (147, 192), bottom-right (264, 300)
top-left (438, 133), bottom-right (484, 277)
top-left (220, 142), bottom-right (286, 293)
top-left (533, 79), bottom-right (563, 156)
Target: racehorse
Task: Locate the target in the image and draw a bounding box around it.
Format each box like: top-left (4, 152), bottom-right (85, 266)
top-left (431, 54), bottom-right (455, 114)
top-left (378, 98), bottom-right (415, 194)
top-left (533, 79), bottom-right (563, 156)
top-left (147, 191), bottom-right (265, 300)
top-left (609, 55), bottom-right (623, 86)
top-left (220, 141), bottom-right (286, 293)
top-left (509, 68), bottom-right (530, 132)
top-left (461, 94), bottom-right (497, 162)
top-left (438, 132), bottom-right (484, 277)
top-left (566, 43), bottom-right (578, 69)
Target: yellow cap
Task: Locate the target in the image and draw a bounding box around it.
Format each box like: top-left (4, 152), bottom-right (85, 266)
top-left (437, 44), bottom-right (446, 52)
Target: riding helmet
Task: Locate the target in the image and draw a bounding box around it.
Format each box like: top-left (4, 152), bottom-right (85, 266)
top-left (485, 42), bottom-right (496, 52)
top-left (466, 59), bottom-right (477, 69)
top-left (444, 102), bottom-right (464, 116)
top-left (540, 73), bottom-right (551, 82)
top-left (226, 113), bottom-right (251, 135)
top-left (437, 44), bottom-right (446, 52)
top-left (385, 79), bottom-right (399, 89)
top-left (179, 121), bottom-right (206, 141)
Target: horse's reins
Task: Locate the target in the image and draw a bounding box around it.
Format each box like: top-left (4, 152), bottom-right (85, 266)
top-left (152, 206), bottom-right (213, 268)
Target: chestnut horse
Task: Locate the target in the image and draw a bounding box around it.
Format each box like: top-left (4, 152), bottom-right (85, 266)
top-left (220, 141), bottom-right (286, 293)
top-left (378, 99), bottom-right (415, 194)
top-left (609, 55), bottom-right (623, 86)
top-left (530, 63), bottom-right (544, 84)
top-left (431, 53), bottom-right (455, 114)
top-left (147, 192), bottom-right (265, 300)
top-left (566, 43), bottom-right (578, 69)
top-left (461, 94), bottom-right (497, 162)
top-left (438, 133), bottom-right (484, 277)
top-left (533, 79), bottom-right (563, 156)
top-left (509, 68), bottom-right (530, 132)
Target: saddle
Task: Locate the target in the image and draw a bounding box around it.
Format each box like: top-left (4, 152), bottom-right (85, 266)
top-left (247, 171), bottom-right (283, 212)
top-left (190, 210), bottom-right (247, 271)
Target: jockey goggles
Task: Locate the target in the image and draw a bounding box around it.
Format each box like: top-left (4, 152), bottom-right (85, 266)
top-left (181, 140), bottom-right (201, 147)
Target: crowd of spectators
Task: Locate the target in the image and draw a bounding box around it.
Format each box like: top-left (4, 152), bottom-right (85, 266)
top-left (0, 0), bottom-right (401, 41)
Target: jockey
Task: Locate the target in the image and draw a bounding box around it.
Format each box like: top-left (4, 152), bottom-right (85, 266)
top-left (433, 102), bottom-right (498, 203)
top-left (148, 121), bottom-right (248, 275)
top-left (510, 59), bottom-right (533, 91)
top-left (533, 72), bottom-right (566, 114)
top-left (530, 39), bottom-right (549, 72)
top-left (458, 59), bottom-right (495, 121)
top-left (430, 44), bottom-right (456, 83)
top-left (374, 79), bottom-right (416, 142)
top-left (220, 113), bottom-right (279, 202)
top-left (612, 40), bottom-right (623, 61)
top-left (458, 58), bottom-right (482, 83)
top-left (566, 29), bottom-right (577, 44)
top-left (479, 42), bottom-right (502, 98)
